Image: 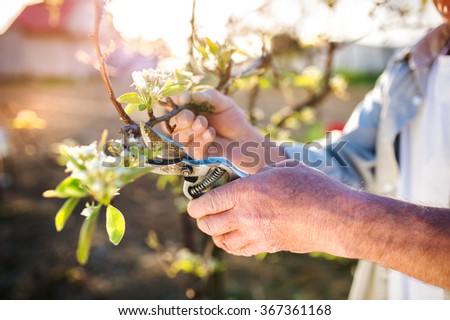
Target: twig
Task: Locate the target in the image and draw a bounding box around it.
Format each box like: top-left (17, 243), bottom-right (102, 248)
top-left (93, 0), bottom-right (134, 126)
top-left (247, 82), bottom-right (260, 125)
top-left (150, 103), bottom-right (191, 133)
top-left (275, 41), bottom-right (337, 127)
top-left (236, 52), bottom-right (271, 79)
top-left (93, 0), bottom-right (199, 136)
top-left (119, 103), bottom-right (196, 136)
top-left (188, 0), bottom-right (197, 59)
top-left (216, 59), bottom-right (233, 94)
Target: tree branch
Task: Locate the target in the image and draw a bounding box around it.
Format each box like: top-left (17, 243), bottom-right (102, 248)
top-left (247, 82), bottom-right (260, 125)
top-left (275, 41), bottom-right (337, 128)
top-left (94, 0), bottom-right (134, 126)
top-left (216, 59), bottom-right (233, 94)
top-left (188, 0), bottom-right (197, 60)
top-left (120, 103), bottom-right (197, 136)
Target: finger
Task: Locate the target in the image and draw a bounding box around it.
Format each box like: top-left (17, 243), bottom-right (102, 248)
top-left (187, 183), bottom-right (236, 219)
top-left (188, 127), bottom-right (216, 159)
top-left (257, 159), bottom-right (304, 173)
top-left (169, 109), bottom-right (195, 130)
top-left (196, 210), bottom-right (237, 236)
top-left (211, 231), bottom-right (243, 252)
top-left (199, 136), bottom-right (232, 159)
top-left (192, 89), bottom-right (236, 113)
top-left (172, 115), bottom-right (208, 144)
top-left (218, 240), bottom-right (254, 257)
top-left (170, 92), bottom-right (191, 106)
top-left (191, 115), bottom-right (209, 136)
top-left (233, 246), bottom-right (254, 257)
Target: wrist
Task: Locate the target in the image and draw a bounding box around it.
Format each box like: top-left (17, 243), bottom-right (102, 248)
top-left (239, 140), bottom-right (286, 174)
top-left (316, 185), bottom-right (368, 259)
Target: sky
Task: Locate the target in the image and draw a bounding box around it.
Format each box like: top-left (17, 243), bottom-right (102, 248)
top-left (106, 0), bottom-right (442, 59)
top-left (0, 0), bottom-right (442, 57)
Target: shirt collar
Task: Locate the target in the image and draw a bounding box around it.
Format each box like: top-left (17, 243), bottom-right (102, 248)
top-left (408, 24), bottom-right (450, 94)
top-left (410, 24), bottom-right (450, 69)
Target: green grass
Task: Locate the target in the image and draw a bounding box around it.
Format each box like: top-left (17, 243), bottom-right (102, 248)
top-left (336, 70), bottom-right (381, 86)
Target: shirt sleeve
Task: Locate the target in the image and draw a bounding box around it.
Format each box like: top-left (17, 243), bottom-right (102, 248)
top-left (281, 72), bottom-right (387, 190)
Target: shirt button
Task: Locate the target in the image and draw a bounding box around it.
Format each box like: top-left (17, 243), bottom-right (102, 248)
top-left (412, 95), bottom-right (423, 107)
top-left (382, 182), bottom-right (395, 194)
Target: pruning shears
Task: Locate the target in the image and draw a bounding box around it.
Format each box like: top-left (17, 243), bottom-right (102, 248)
top-left (139, 122), bottom-right (249, 199)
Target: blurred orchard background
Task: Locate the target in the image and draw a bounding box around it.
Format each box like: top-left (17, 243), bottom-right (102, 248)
top-left (0, 0), bottom-right (441, 299)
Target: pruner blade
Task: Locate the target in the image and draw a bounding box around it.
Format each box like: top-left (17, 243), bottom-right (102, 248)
top-left (139, 121), bottom-right (191, 161)
top-left (138, 122), bottom-right (250, 199)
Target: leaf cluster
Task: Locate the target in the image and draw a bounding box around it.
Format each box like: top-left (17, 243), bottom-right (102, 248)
top-left (117, 69), bottom-right (204, 116)
top-left (44, 131), bottom-right (153, 264)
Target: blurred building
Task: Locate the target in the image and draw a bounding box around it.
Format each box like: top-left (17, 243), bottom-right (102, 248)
top-left (0, 0), bottom-right (155, 80)
top-left (333, 44), bottom-right (396, 73)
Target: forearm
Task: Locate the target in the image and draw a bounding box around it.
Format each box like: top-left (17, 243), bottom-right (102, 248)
top-left (339, 190), bottom-right (450, 289)
top-left (232, 130), bottom-right (287, 173)
top-left (187, 161), bottom-right (449, 289)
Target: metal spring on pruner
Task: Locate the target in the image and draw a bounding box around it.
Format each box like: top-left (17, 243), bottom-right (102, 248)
top-left (187, 167), bottom-right (226, 198)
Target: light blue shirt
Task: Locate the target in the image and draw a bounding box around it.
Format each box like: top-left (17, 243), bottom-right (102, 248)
top-left (283, 24), bottom-right (450, 299)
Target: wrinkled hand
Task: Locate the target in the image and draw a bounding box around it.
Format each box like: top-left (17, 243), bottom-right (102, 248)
top-left (187, 160), bottom-right (355, 257)
top-left (170, 89), bottom-right (285, 173)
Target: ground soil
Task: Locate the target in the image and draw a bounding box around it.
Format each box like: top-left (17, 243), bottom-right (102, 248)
top-left (0, 79), bottom-right (370, 299)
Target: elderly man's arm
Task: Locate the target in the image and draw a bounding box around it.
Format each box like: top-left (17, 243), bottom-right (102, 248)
top-left (187, 162), bottom-right (450, 289)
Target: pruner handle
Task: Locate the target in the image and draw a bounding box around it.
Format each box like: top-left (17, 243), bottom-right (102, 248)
top-left (182, 162), bottom-right (248, 200)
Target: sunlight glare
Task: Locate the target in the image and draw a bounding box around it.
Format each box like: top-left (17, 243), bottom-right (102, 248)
top-left (0, 0), bottom-right (43, 34)
top-left (107, 0), bottom-right (266, 59)
top-left (107, 0), bottom-right (442, 61)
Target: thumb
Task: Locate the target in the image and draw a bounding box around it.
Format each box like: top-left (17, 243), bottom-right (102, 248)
top-left (192, 89), bottom-right (236, 113)
top-left (170, 92), bottom-right (191, 106)
top-left (187, 182), bottom-right (236, 219)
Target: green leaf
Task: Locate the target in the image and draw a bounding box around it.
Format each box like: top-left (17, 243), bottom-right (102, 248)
top-left (121, 167), bottom-right (154, 185)
top-left (76, 205), bottom-right (100, 265)
top-left (55, 177), bottom-right (88, 198)
top-left (161, 85), bottom-right (185, 97)
top-left (205, 37), bottom-right (220, 55)
top-left (55, 197), bottom-right (79, 232)
top-left (98, 129), bottom-right (108, 152)
top-left (258, 77), bottom-right (271, 89)
top-left (162, 80), bottom-right (175, 87)
top-left (138, 103), bottom-right (147, 111)
top-left (196, 43), bottom-right (209, 60)
top-left (43, 189), bottom-right (68, 198)
top-left (175, 69), bottom-right (183, 82)
top-left (221, 49), bottom-right (232, 64)
top-left (117, 92), bottom-right (141, 104)
top-left (234, 48), bottom-right (249, 57)
top-left (106, 205), bottom-right (126, 245)
top-left (124, 103), bottom-right (139, 115)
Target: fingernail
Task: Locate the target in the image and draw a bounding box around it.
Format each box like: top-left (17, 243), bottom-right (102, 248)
top-left (177, 114), bottom-right (187, 126)
top-left (196, 91), bottom-right (207, 97)
top-left (179, 93), bottom-right (191, 105)
top-left (192, 118), bottom-right (203, 131)
top-left (202, 129), bottom-right (212, 140)
top-left (193, 91), bottom-right (208, 100)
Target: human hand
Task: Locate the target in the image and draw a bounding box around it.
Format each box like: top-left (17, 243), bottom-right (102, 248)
top-left (186, 160), bottom-right (356, 257)
top-left (169, 89), bottom-right (285, 173)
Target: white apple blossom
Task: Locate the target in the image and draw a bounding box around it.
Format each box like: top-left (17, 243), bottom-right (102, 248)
top-left (132, 71), bottom-right (147, 90)
top-left (123, 68), bottom-right (203, 111)
top-left (60, 140), bottom-right (152, 205)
